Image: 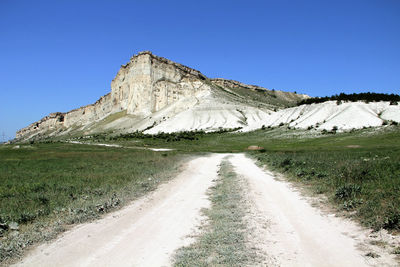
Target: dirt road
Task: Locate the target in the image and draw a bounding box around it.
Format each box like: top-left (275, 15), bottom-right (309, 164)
top-left (14, 154), bottom-right (226, 267)
top-left (229, 154), bottom-right (397, 266)
top-left (14, 153), bottom-right (398, 266)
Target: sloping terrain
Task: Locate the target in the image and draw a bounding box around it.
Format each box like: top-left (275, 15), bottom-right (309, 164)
top-left (144, 100), bottom-right (400, 134)
top-left (245, 101), bottom-right (400, 131)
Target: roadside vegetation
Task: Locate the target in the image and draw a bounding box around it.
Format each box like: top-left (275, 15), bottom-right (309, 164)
top-left (0, 143), bottom-right (182, 264)
top-left (254, 146), bottom-right (400, 231)
top-left (174, 159), bottom-right (259, 266)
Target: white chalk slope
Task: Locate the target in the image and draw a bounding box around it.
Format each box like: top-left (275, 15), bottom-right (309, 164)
top-left (144, 95), bottom-right (400, 134)
top-left (259, 101), bottom-right (400, 131)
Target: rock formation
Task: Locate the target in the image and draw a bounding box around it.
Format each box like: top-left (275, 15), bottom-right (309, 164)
top-left (17, 51), bottom-right (313, 140)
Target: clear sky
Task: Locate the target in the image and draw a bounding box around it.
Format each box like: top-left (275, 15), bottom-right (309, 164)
top-left (1, 0), bottom-right (399, 140)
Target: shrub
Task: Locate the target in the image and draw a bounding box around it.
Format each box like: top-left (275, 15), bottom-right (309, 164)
top-left (342, 199), bottom-right (363, 211)
top-left (280, 158), bottom-right (292, 168)
top-left (335, 184), bottom-right (361, 200)
top-left (383, 210), bottom-right (400, 230)
top-left (18, 212), bottom-right (36, 224)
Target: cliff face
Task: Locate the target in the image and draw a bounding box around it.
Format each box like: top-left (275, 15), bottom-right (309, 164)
top-left (17, 51), bottom-right (316, 141)
top-left (110, 51), bottom-right (209, 115)
top-left (16, 51), bottom-right (212, 140)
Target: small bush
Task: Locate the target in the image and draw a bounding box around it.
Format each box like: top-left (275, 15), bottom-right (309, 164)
top-left (383, 211), bottom-right (400, 230)
top-left (280, 158), bottom-right (292, 168)
top-left (342, 199), bottom-right (363, 211)
top-left (335, 184), bottom-right (361, 200)
top-left (18, 212), bottom-right (36, 224)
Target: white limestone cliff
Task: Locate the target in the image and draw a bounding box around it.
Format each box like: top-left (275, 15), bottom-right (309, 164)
top-left (16, 51), bottom-right (214, 140)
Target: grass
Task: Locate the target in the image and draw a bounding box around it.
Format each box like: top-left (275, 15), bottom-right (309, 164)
top-left (90, 109), bottom-right (127, 130)
top-left (3, 125), bottom-right (400, 264)
top-left (173, 159), bottom-right (259, 266)
top-left (0, 142), bottom-right (183, 264)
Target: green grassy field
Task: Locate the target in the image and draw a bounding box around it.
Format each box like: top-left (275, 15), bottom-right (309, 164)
top-left (0, 143), bottom-right (183, 263)
top-left (1, 125), bottom-right (400, 264)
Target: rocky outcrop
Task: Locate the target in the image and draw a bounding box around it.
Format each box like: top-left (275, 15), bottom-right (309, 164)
top-left (16, 112), bottom-right (65, 140)
top-left (16, 93), bottom-right (113, 140)
top-left (16, 51), bottom-right (213, 140)
top-left (16, 51), bottom-right (315, 141)
top-left (110, 51), bottom-right (209, 115)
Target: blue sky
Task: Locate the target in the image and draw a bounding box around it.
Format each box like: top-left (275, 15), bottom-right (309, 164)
top-left (1, 0), bottom-right (399, 139)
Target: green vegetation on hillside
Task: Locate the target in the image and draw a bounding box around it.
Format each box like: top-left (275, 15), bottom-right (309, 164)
top-left (209, 81), bottom-right (300, 109)
top-left (94, 109), bottom-right (127, 128)
top-left (299, 92), bottom-right (400, 105)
